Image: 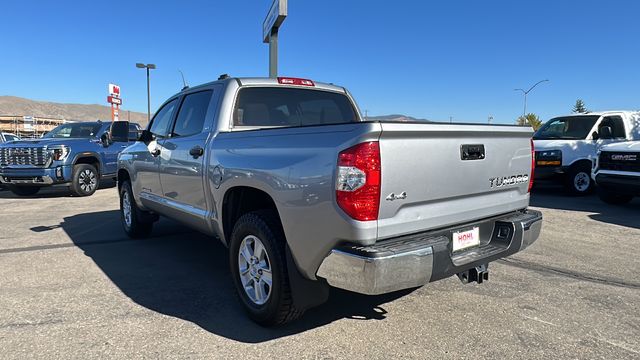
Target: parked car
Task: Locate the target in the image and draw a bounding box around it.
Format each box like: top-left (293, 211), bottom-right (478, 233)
top-left (117, 76), bottom-right (542, 325)
top-left (533, 111), bottom-right (640, 195)
top-left (593, 140), bottom-right (640, 204)
top-left (0, 121), bottom-right (140, 196)
top-left (0, 132), bottom-right (20, 143)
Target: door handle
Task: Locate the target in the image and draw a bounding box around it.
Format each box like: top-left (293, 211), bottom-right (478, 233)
top-left (189, 146), bottom-right (204, 158)
top-left (150, 148), bottom-right (161, 157)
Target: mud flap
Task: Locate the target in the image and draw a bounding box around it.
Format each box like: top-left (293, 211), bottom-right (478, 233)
top-left (286, 245), bottom-right (330, 311)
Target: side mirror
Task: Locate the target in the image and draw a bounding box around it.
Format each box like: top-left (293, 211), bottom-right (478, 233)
top-left (599, 126), bottom-right (613, 139)
top-left (139, 129), bottom-right (154, 143)
top-left (110, 121), bottom-right (130, 142)
top-left (591, 131), bottom-right (599, 140)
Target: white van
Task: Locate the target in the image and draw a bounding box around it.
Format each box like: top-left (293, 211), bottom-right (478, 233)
top-left (533, 111), bottom-right (640, 194)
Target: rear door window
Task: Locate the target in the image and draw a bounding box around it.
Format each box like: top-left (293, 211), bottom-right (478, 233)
top-left (233, 87), bottom-right (357, 128)
top-left (171, 90), bottom-right (213, 137)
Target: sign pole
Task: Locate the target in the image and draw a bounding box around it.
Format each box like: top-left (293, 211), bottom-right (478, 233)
top-left (263, 0), bottom-right (287, 78)
top-left (269, 30), bottom-right (278, 78)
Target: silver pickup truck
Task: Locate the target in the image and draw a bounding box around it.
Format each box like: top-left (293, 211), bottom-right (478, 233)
top-left (117, 76), bottom-right (542, 325)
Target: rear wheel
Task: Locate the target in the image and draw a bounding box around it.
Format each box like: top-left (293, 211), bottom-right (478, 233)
top-left (229, 210), bottom-right (302, 326)
top-left (69, 164), bottom-right (99, 197)
top-left (8, 186), bottom-right (40, 196)
top-left (119, 180), bottom-right (154, 238)
top-left (598, 189), bottom-right (633, 205)
top-left (565, 164), bottom-right (593, 195)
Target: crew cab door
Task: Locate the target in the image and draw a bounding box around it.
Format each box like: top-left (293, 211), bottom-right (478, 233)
top-left (157, 89), bottom-right (216, 231)
top-left (135, 98), bottom-right (180, 205)
top-left (101, 122), bottom-right (130, 175)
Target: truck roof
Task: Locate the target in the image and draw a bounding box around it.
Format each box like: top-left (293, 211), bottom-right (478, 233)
top-left (180, 76), bottom-right (346, 94)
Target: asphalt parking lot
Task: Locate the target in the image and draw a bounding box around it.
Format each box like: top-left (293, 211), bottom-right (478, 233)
top-left (0, 184), bottom-right (638, 359)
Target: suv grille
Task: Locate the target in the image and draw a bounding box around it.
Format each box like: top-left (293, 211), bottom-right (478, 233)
top-left (599, 151), bottom-right (640, 172)
top-left (0, 147), bottom-right (49, 167)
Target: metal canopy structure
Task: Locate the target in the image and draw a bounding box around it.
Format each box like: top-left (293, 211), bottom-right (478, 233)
top-left (263, 0), bottom-right (287, 78)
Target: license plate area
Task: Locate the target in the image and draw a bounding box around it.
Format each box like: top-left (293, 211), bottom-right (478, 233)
top-left (452, 227), bottom-right (480, 252)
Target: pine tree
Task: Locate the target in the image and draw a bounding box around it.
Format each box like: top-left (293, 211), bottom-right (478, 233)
top-left (572, 99), bottom-right (587, 113)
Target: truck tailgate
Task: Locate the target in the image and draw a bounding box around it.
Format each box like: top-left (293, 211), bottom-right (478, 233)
top-left (377, 122), bottom-right (533, 239)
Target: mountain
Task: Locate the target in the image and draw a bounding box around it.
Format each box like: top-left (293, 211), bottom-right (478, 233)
top-left (0, 96), bottom-right (149, 126)
top-left (366, 114), bottom-right (430, 122)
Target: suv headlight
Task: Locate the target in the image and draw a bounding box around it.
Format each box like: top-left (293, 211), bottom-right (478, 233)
top-left (47, 145), bottom-right (70, 161)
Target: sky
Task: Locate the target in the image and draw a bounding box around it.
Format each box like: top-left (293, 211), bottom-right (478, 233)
top-left (1, 0), bottom-right (639, 124)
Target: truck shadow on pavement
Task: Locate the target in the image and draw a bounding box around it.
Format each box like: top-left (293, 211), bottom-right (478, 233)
top-left (0, 180), bottom-right (117, 199)
top-left (530, 185), bottom-right (639, 229)
top-left (59, 210), bottom-right (414, 343)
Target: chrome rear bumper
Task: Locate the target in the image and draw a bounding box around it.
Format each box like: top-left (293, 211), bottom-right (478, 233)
top-left (316, 209), bottom-right (543, 295)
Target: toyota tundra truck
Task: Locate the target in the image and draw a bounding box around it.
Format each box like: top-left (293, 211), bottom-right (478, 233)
top-left (117, 76), bottom-right (543, 325)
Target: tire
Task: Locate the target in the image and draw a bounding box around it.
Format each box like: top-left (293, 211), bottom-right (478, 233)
top-left (8, 186), bottom-right (40, 196)
top-left (564, 164), bottom-right (593, 195)
top-left (69, 164), bottom-right (100, 197)
top-left (229, 210), bottom-right (302, 326)
top-left (598, 189), bottom-right (633, 205)
top-left (119, 180), bottom-right (154, 238)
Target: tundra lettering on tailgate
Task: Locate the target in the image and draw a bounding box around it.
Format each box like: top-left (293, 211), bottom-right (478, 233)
top-left (489, 174), bottom-right (529, 188)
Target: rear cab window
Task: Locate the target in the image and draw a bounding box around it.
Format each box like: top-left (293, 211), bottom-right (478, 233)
top-left (233, 87), bottom-right (358, 128)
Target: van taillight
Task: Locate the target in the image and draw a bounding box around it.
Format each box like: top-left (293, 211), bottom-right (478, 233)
top-left (528, 139), bottom-right (535, 192)
top-left (336, 142), bottom-right (381, 221)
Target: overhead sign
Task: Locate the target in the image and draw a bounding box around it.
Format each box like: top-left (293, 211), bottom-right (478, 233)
top-left (263, 0), bottom-right (287, 43)
top-left (23, 116), bottom-right (34, 131)
top-left (108, 83), bottom-right (121, 98)
top-left (107, 96), bottom-right (122, 105)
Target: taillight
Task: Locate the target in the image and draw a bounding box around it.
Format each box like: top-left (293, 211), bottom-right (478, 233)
top-left (336, 142), bottom-right (381, 221)
top-left (528, 139), bottom-right (535, 192)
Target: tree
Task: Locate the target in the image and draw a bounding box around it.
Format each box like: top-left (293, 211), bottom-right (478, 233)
top-left (517, 113), bottom-right (543, 130)
top-left (573, 99), bottom-right (588, 113)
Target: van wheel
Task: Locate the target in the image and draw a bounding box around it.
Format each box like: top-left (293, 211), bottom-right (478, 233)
top-left (598, 189), bottom-right (633, 205)
top-left (119, 180), bottom-right (154, 238)
top-left (229, 210), bottom-right (302, 326)
top-left (8, 186), bottom-right (40, 196)
top-left (565, 164), bottom-right (593, 195)
top-left (70, 164), bottom-right (99, 196)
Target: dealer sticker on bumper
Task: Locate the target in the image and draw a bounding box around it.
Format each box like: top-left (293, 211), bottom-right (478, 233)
top-left (452, 227), bottom-right (480, 252)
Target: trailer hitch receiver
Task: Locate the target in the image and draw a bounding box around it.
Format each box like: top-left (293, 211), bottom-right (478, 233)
top-left (457, 264), bottom-right (489, 284)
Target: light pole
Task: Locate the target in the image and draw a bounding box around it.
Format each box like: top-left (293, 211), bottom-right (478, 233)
top-left (514, 79), bottom-right (549, 118)
top-left (136, 63), bottom-right (156, 123)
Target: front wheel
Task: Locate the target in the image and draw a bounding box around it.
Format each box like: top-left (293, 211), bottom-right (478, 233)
top-left (565, 165), bottom-right (593, 195)
top-left (229, 211), bottom-right (302, 326)
top-left (8, 186), bottom-right (40, 196)
top-left (119, 180), bottom-right (154, 238)
top-left (69, 164), bottom-right (100, 197)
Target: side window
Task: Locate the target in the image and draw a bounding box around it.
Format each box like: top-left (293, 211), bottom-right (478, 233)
top-left (172, 90), bottom-right (212, 137)
top-left (149, 99), bottom-right (179, 138)
top-left (128, 124), bottom-right (140, 141)
top-left (599, 116), bottom-right (626, 138)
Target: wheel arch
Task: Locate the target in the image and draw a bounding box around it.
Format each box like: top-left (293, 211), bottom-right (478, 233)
top-left (72, 152), bottom-right (103, 176)
top-left (221, 186), bottom-right (283, 247)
